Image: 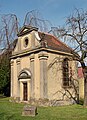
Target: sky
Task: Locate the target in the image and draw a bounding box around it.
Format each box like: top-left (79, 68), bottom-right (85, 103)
top-left (0, 0), bottom-right (87, 27)
top-left (0, 0), bottom-right (87, 65)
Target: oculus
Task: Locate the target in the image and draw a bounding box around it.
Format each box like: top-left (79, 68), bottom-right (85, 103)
top-left (24, 38), bottom-right (29, 47)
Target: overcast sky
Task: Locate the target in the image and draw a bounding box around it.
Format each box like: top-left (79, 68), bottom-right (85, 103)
top-left (0, 0), bottom-right (87, 27)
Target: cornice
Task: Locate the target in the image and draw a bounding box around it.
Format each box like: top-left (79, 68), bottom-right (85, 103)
top-left (11, 47), bottom-right (74, 59)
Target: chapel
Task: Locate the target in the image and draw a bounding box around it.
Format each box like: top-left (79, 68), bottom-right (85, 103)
top-left (10, 25), bottom-right (79, 105)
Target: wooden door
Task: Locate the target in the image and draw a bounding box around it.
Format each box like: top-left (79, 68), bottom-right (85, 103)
top-left (23, 82), bottom-right (27, 101)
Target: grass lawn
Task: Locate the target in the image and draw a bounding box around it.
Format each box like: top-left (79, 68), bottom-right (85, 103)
top-left (0, 97), bottom-right (87, 120)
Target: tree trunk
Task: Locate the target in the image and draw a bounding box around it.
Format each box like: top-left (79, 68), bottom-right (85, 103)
top-left (84, 75), bottom-right (87, 106)
top-left (84, 68), bottom-right (87, 107)
top-left (81, 61), bottom-right (87, 106)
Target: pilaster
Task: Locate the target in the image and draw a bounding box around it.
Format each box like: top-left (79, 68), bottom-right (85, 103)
top-left (20, 81), bottom-right (23, 101)
top-left (16, 57), bottom-right (21, 97)
top-left (30, 54), bottom-right (35, 99)
top-left (38, 52), bottom-right (48, 99)
top-left (31, 32), bottom-right (35, 49)
top-left (10, 59), bottom-right (14, 97)
top-left (18, 37), bottom-right (21, 51)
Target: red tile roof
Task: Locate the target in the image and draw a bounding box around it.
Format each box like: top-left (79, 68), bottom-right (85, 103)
top-left (17, 25), bottom-right (78, 56)
top-left (39, 32), bottom-right (73, 53)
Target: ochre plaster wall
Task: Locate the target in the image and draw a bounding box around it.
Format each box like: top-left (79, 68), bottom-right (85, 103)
top-left (47, 52), bottom-right (78, 101)
top-left (13, 31), bottom-right (40, 54)
top-left (11, 51), bottom-right (78, 101)
top-left (34, 53), bottom-right (40, 99)
top-left (79, 78), bottom-right (84, 99)
top-left (47, 53), bottom-right (63, 100)
top-left (12, 59), bottom-right (18, 97)
top-left (21, 56), bottom-right (30, 69)
top-left (11, 52), bottom-right (41, 100)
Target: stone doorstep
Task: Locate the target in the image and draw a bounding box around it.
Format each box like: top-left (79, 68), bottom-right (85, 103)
top-left (22, 105), bottom-right (37, 116)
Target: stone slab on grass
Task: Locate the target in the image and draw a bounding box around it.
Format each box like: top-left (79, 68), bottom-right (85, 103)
top-left (22, 105), bottom-right (37, 116)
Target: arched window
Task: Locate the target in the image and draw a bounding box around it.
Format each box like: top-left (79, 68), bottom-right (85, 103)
top-left (63, 58), bottom-right (69, 87)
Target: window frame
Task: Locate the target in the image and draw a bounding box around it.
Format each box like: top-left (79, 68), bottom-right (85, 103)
top-left (62, 58), bottom-right (71, 88)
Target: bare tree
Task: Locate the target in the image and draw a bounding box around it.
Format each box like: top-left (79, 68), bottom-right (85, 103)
top-left (0, 14), bottom-right (19, 96)
top-left (23, 10), bottom-right (52, 32)
top-left (0, 14), bottom-right (19, 54)
top-left (50, 9), bottom-right (87, 106)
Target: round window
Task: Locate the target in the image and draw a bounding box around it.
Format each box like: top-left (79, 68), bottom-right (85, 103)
top-left (24, 38), bottom-right (29, 47)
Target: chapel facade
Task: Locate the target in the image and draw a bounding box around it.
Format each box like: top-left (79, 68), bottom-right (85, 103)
top-left (10, 25), bottom-right (79, 106)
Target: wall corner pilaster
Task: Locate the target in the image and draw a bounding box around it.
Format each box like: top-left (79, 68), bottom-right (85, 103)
top-left (10, 59), bottom-right (14, 97)
top-left (38, 51), bottom-right (48, 99)
top-left (30, 54), bottom-right (35, 99)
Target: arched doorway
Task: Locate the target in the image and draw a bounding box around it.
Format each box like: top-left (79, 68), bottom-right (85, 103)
top-left (18, 69), bottom-right (31, 101)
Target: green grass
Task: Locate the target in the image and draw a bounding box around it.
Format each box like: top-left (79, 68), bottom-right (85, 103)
top-left (0, 97), bottom-right (87, 120)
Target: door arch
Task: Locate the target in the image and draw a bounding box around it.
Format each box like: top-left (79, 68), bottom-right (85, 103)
top-left (18, 68), bottom-right (31, 101)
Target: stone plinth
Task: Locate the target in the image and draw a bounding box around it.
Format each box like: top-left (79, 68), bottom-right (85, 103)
top-left (22, 105), bottom-right (37, 116)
